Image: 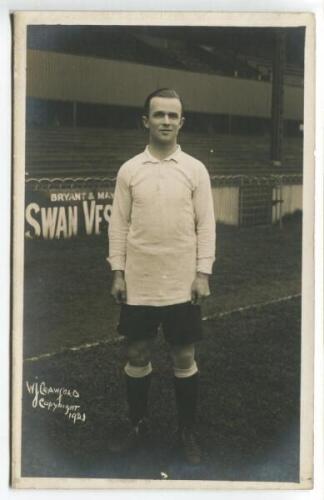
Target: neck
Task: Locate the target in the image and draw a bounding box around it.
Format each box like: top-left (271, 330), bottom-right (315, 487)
top-left (148, 141), bottom-right (178, 161)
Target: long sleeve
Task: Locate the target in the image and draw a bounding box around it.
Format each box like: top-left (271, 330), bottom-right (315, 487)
top-left (107, 166), bottom-right (132, 271)
top-left (193, 165), bottom-right (216, 274)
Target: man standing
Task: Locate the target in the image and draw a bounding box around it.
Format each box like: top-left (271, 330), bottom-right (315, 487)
top-left (108, 88), bottom-right (215, 465)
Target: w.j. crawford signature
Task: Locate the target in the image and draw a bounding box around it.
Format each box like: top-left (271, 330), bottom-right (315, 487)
top-left (25, 379), bottom-right (86, 424)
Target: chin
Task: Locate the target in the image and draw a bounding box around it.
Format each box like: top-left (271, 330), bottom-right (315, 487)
top-left (157, 135), bottom-right (176, 143)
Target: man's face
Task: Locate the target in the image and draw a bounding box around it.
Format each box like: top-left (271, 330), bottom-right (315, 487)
top-left (142, 96), bottom-right (184, 144)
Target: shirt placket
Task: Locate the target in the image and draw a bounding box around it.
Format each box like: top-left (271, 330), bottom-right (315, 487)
top-left (157, 161), bottom-right (170, 285)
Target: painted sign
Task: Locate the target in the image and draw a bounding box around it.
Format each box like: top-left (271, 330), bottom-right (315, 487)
top-left (25, 188), bottom-right (113, 239)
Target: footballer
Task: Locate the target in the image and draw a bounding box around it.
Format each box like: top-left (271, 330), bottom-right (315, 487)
top-left (108, 88), bottom-right (216, 465)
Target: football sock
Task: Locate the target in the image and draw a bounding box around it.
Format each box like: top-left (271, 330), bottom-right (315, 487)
top-left (173, 360), bottom-right (198, 379)
top-left (124, 362), bottom-right (152, 378)
top-left (124, 362), bottom-right (152, 426)
top-left (173, 369), bottom-right (199, 430)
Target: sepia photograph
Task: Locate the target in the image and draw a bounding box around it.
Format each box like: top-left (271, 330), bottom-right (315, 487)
top-left (11, 11), bottom-right (315, 489)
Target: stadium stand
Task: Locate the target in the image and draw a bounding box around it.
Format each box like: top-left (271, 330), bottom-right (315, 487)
top-left (25, 27), bottom-right (304, 228)
top-left (26, 126), bottom-right (303, 179)
top-left (28, 26), bottom-right (303, 85)
top-left (242, 56), bottom-right (304, 87)
top-left (28, 27), bottom-right (182, 71)
top-left (132, 34), bottom-right (264, 79)
top-left (197, 46), bottom-right (262, 79)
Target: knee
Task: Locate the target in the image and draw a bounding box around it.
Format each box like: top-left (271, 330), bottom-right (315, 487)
top-left (171, 345), bottom-right (195, 370)
top-left (127, 341), bottom-right (151, 367)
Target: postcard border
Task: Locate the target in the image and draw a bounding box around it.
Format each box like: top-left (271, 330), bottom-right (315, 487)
top-left (11, 10), bottom-right (315, 490)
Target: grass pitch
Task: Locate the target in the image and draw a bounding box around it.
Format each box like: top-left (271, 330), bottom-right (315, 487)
top-left (21, 217), bottom-right (302, 482)
top-left (22, 297), bottom-right (300, 482)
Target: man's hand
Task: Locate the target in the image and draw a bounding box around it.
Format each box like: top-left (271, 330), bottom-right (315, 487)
top-left (111, 271), bottom-right (127, 304)
top-left (191, 272), bottom-right (210, 305)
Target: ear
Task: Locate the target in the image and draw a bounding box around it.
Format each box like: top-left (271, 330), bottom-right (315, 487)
top-left (179, 116), bottom-right (185, 130)
top-left (142, 115), bottom-right (149, 129)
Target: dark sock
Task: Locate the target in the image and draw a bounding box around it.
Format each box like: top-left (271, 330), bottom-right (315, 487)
top-left (174, 372), bottom-right (199, 430)
top-left (125, 373), bottom-right (152, 426)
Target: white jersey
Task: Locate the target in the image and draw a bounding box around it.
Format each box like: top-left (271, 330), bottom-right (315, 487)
top-left (108, 145), bottom-right (216, 306)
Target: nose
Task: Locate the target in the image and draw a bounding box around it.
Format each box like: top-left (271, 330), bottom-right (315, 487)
top-left (163, 114), bottom-right (170, 125)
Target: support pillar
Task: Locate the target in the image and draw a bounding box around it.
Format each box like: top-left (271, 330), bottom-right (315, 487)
top-left (72, 101), bottom-right (77, 128)
top-left (270, 30), bottom-right (286, 166)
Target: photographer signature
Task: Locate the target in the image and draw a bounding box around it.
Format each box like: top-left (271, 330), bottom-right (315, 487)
top-left (25, 379), bottom-right (86, 424)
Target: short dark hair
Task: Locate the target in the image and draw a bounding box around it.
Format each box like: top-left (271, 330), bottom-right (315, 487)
top-left (143, 88), bottom-right (184, 116)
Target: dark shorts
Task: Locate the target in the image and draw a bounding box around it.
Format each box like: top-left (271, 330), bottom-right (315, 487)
top-left (117, 302), bottom-right (203, 346)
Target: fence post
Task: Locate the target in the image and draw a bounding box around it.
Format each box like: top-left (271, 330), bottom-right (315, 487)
top-left (239, 177), bottom-right (243, 227)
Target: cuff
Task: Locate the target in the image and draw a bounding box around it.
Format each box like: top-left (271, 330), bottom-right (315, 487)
top-left (106, 256), bottom-right (125, 271)
top-left (197, 257), bottom-right (214, 275)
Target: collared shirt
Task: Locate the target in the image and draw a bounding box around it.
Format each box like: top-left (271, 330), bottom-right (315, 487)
top-left (107, 145), bottom-right (216, 306)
